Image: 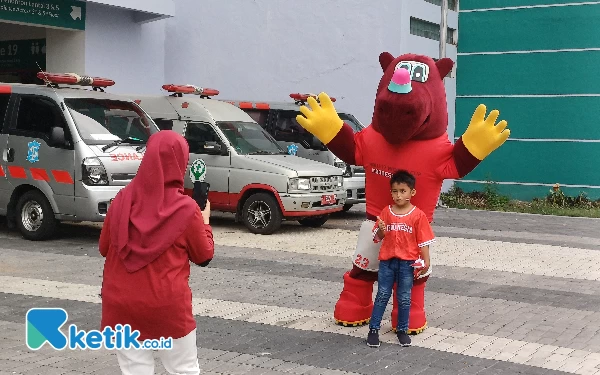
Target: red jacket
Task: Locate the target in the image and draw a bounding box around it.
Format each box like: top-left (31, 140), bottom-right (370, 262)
top-left (99, 207), bottom-right (214, 341)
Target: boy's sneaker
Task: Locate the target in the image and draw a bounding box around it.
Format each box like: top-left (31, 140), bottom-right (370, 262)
top-left (397, 331), bottom-right (411, 347)
top-left (367, 329), bottom-right (380, 347)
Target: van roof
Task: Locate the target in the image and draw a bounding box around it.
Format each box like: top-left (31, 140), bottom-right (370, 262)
top-left (128, 95), bottom-right (254, 123)
top-left (220, 97), bottom-right (355, 115)
top-left (1, 82), bottom-right (132, 101)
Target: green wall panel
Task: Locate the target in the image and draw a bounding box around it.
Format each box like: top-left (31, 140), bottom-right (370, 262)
top-left (458, 4), bottom-right (600, 53)
top-left (460, 0), bottom-right (592, 11)
top-left (456, 51), bottom-right (600, 96)
top-left (453, 181), bottom-right (600, 201)
top-left (455, 97), bottom-right (600, 140)
top-left (460, 141), bottom-right (600, 186)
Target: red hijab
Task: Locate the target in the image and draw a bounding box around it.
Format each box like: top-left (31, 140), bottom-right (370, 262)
top-left (109, 130), bottom-right (198, 273)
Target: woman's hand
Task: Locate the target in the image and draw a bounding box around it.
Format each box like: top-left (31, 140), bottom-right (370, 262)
top-left (201, 200), bottom-right (211, 225)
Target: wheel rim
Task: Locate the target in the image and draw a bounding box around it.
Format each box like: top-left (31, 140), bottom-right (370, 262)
top-left (247, 200), bottom-right (272, 229)
top-left (21, 200), bottom-right (44, 232)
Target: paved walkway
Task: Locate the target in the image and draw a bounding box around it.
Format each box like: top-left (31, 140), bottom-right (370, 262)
top-left (0, 206), bottom-right (599, 374)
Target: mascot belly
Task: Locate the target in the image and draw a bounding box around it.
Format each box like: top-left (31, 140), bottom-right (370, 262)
top-left (297, 52), bottom-right (510, 334)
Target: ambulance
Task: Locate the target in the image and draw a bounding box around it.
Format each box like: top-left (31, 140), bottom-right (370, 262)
top-left (0, 73), bottom-right (159, 240)
top-left (223, 93), bottom-right (366, 212)
top-left (127, 84), bottom-right (347, 235)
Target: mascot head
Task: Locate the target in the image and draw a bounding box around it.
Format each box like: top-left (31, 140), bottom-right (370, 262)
top-left (372, 52), bottom-right (454, 144)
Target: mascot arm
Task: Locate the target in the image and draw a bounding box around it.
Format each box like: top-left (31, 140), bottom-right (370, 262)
top-left (324, 123), bottom-right (357, 165)
top-left (296, 92), bottom-right (358, 165)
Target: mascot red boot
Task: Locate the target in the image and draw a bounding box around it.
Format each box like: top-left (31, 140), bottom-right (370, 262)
top-left (297, 52), bottom-right (510, 334)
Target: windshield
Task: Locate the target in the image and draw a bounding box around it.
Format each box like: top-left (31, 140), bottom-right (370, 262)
top-left (339, 113), bottom-right (365, 132)
top-left (217, 121), bottom-right (286, 155)
top-left (64, 99), bottom-right (159, 144)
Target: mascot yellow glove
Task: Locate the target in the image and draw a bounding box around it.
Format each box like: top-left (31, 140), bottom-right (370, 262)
top-left (461, 104), bottom-right (511, 161)
top-left (296, 92), bottom-right (344, 145)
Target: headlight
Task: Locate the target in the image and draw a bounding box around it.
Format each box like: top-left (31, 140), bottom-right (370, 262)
top-left (288, 177), bottom-right (311, 192)
top-left (82, 157), bottom-right (109, 185)
top-left (334, 176), bottom-right (343, 187)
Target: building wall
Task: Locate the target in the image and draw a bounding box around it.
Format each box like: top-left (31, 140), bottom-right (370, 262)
top-left (164, 0), bottom-right (457, 129)
top-left (83, 3), bottom-right (167, 95)
top-left (455, 0), bottom-right (600, 200)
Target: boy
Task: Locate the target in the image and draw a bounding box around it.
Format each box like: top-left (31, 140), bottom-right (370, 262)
top-left (367, 170), bottom-right (434, 348)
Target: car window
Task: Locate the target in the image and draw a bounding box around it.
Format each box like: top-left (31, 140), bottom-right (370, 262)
top-left (273, 110), bottom-right (324, 150)
top-left (65, 99), bottom-right (158, 144)
top-left (339, 113), bottom-right (365, 133)
top-left (0, 93), bottom-right (9, 132)
top-left (12, 96), bottom-right (69, 146)
top-left (185, 122), bottom-right (223, 154)
top-left (242, 109), bottom-right (269, 127)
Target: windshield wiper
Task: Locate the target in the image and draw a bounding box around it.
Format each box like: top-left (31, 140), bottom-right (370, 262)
top-left (102, 137), bottom-right (145, 152)
top-left (248, 150), bottom-right (275, 155)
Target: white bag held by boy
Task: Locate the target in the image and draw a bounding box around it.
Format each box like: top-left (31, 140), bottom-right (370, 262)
top-left (351, 220), bottom-right (381, 272)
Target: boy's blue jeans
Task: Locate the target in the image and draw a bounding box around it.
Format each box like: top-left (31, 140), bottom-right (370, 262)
top-left (369, 258), bottom-right (414, 333)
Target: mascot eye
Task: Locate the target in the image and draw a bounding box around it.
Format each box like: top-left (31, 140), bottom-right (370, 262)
top-left (411, 64), bottom-right (429, 83)
top-left (396, 61), bottom-right (413, 74)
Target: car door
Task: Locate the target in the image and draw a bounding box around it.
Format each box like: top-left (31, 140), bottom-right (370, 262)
top-left (5, 94), bottom-right (76, 215)
top-left (183, 121), bottom-right (231, 209)
top-left (0, 90), bottom-right (12, 214)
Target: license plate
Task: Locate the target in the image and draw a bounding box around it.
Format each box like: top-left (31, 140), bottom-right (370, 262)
top-left (321, 194), bottom-right (336, 206)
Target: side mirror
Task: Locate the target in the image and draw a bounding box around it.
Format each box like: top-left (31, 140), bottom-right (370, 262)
top-left (50, 127), bottom-right (67, 148)
top-left (203, 141), bottom-right (226, 155)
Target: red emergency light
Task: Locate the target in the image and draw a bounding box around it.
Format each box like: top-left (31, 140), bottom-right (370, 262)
top-left (289, 93), bottom-right (336, 103)
top-left (36, 72), bottom-right (115, 88)
top-left (162, 84), bottom-right (219, 98)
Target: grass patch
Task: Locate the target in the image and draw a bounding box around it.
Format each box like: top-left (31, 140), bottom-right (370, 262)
top-left (440, 181), bottom-right (600, 218)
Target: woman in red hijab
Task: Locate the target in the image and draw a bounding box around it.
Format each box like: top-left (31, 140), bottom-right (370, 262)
top-left (99, 130), bottom-right (214, 375)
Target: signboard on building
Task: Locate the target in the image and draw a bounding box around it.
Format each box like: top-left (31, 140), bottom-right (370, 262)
top-left (0, 0), bottom-right (86, 30)
top-left (0, 39), bottom-right (46, 73)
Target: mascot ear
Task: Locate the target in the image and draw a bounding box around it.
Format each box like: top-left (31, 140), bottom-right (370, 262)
top-left (436, 58), bottom-right (454, 78)
top-left (379, 52), bottom-right (395, 72)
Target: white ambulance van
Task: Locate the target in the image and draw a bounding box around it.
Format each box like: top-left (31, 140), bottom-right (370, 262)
top-left (0, 73), bottom-right (159, 240)
top-left (223, 94), bottom-right (366, 212)
top-left (127, 85), bottom-right (347, 235)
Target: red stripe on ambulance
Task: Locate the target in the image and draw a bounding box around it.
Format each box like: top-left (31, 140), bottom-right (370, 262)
top-left (51, 170), bottom-right (74, 184)
top-left (30, 168), bottom-right (51, 181)
top-left (8, 166), bottom-right (27, 179)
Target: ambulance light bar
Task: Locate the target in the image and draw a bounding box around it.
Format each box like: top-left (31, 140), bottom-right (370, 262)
top-left (36, 72), bottom-right (115, 89)
top-left (162, 84), bottom-right (219, 98)
top-left (289, 93), bottom-right (336, 103)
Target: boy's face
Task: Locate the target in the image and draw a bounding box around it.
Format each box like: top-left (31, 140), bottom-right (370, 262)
top-left (391, 182), bottom-right (416, 206)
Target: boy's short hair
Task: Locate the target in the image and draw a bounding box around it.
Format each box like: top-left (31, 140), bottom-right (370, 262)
top-left (390, 170), bottom-right (416, 189)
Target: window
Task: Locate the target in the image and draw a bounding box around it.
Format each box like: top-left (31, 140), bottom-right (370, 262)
top-left (410, 17), bottom-right (456, 45)
top-left (65, 99), bottom-right (157, 144)
top-left (14, 96), bottom-right (68, 144)
top-left (242, 109), bottom-right (269, 128)
top-left (339, 113), bottom-right (365, 133)
top-left (154, 119), bottom-right (174, 131)
top-left (423, 0), bottom-right (457, 11)
top-left (184, 122), bottom-right (223, 154)
top-left (0, 93), bottom-right (9, 131)
top-left (217, 121), bottom-right (285, 155)
top-left (273, 111), bottom-right (325, 150)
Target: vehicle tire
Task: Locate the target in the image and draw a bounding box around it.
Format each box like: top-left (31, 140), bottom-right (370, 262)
top-left (15, 190), bottom-right (57, 241)
top-left (298, 215), bottom-right (329, 228)
top-left (241, 192), bottom-right (282, 235)
top-left (343, 204), bottom-right (354, 212)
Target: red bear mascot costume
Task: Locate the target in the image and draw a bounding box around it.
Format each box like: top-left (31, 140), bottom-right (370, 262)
top-left (296, 52), bottom-right (510, 334)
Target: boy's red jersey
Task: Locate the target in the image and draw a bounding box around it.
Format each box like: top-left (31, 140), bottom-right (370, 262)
top-left (373, 205), bottom-right (435, 261)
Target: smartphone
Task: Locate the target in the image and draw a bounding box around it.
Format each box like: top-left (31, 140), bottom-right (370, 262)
top-left (192, 181), bottom-right (210, 210)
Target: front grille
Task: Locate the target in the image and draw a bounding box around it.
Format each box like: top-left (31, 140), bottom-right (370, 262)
top-left (310, 176), bottom-right (338, 192)
top-left (357, 188), bottom-right (366, 199)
